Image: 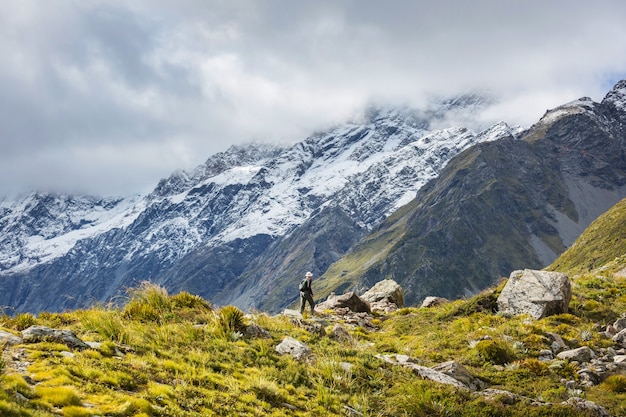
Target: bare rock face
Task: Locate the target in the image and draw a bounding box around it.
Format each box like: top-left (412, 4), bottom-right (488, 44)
top-left (361, 279), bottom-right (404, 313)
top-left (497, 269), bottom-right (572, 319)
top-left (21, 325), bottom-right (89, 350)
top-left (275, 336), bottom-right (313, 362)
top-left (315, 292), bottom-right (371, 314)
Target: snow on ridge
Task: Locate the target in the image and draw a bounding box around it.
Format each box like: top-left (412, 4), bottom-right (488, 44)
top-left (0, 194), bottom-right (144, 275)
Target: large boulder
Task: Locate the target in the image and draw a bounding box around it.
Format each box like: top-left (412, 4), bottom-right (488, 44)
top-left (497, 269), bottom-right (572, 319)
top-left (315, 292), bottom-right (371, 314)
top-left (361, 279), bottom-right (404, 313)
top-left (275, 336), bottom-right (313, 362)
top-left (21, 325), bottom-right (90, 350)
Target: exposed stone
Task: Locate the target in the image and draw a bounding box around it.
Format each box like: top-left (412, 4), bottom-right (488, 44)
top-left (281, 309), bottom-right (303, 319)
top-left (612, 328), bottom-right (626, 348)
top-left (614, 355), bottom-right (626, 364)
top-left (538, 349), bottom-right (554, 362)
top-left (497, 269), bottom-right (571, 319)
top-left (563, 397), bottom-right (609, 417)
top-left (330, 324), bottom-right (352, 342)
top-left (275, 337), bottom-right (313, 362)
top-left (361, 279), bottom-right (404, 313)
top-left (0, 330), bottom-right (22, 346)
top-left (244, 324), bottom-right (271, 339)
top-left (421, 296), bottom-right (448, 308)
top-left (21, 326), bottom-right (89, 350)
top-left (557, 346), bottom-right (593, 363)
top-left (431, 361), bottom-right (487, 390)
top-left (315, 292), bottom-right (371, 314)
top-left (290, 318), bottom-right (327, 336)
top-left (614, 318), bottom-right (626, 332)
top-left (546, 332), bottom-right (568, 353)
top-left (377, 354), bottom-right (468, 390)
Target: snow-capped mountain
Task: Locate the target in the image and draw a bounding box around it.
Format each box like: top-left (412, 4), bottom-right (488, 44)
top-left (0, 102), bottom-right (519, 313)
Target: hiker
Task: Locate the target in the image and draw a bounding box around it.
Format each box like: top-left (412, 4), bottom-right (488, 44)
top-left (299, 271), bottom-right (315, 315)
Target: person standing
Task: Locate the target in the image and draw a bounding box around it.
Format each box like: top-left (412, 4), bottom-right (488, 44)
top-left (299, 271), bottom-right (315, 315)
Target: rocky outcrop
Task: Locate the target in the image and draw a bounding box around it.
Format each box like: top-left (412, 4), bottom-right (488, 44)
top-left (315, 292), bottom-right (371, 314)
top-left (0, 330), bottom-right (22, 346)
top-left (275, 336), bottom-right (313, 362)
top-left (361, 279), bottom-right (404, 313)
top-left (496, 269), bottom-right (572, 319)
top-left (421, 296), bottom-right (448, 308)
top-left (21, 325), bottom-right (89, 350)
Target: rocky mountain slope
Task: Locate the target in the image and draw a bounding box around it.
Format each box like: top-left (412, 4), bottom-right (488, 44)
top-left (0, 101), bottom-right (513, 313)
top-left (1, 196), bottom-right (626, 416)
top-left (318, 81), bottom-right (626, 308)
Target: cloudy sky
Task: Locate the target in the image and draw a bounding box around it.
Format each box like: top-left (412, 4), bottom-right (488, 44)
top-left (2, 0), bottom-right (626, 197)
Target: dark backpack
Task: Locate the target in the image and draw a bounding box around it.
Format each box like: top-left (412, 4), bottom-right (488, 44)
top-left (299, 279), bottom-right (308, 291)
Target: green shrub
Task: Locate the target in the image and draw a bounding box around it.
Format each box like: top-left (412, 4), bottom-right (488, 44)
top-left (216, 306), bottom-right (246, 336)
top-left (170, 292), bottom-right (211, 311)
top-left (122, 282), bottom-right (171, 323)
top-left (474, 339), bottom-right (515, 365)
top-left (603, 375), bottom-right (626, 393)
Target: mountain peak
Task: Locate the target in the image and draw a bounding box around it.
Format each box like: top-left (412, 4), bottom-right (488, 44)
top-left (601, 79), bottom-right (626, 111)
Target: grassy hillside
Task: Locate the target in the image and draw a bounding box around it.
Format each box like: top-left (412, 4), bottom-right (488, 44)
top-left (2, 199), bottom-right (626, 416)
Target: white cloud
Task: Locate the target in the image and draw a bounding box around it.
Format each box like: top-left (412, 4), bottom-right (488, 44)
top-left (1, 0), bottom-right (626, 196)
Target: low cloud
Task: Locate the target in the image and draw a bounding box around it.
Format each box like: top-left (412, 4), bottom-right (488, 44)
top-left (1, 0), bottom-right (626, 196)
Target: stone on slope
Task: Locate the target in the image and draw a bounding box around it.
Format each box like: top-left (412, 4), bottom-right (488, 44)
top-left (21, 325), bottom-right (89, 350)
top-left (421, 296), bottom-right (448, 308)
top-left (557, 346), bottom-right (593, 363)
top-left (361, 279), bottom-right (404, 313)
top-left (275, 336), bottom-right (313, 362)
top-left (0, 330), bottom-right (22, 346)
top-left (497, 269), bottom-right (571, 319)
top-left (315, 292), bottom-right (371, 314)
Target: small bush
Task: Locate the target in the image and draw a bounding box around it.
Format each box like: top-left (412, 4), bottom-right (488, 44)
top-left (170, 292), bottom-right (211, 311)
top-left (35, 386), bottom-right (82, 407)
top-left (7, 313), bottom-right (38, 331)
top-left (474, 340), bottom-right (515, 365)
top-left (216, 306), bottom-right (246, 336)
top-left (603, 375), bottom-right (626, 393)
top-left (122, 282), bottom-right (171, 323)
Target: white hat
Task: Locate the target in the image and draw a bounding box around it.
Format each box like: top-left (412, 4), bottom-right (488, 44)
top-left (305, 271), bottom-right (313, 277)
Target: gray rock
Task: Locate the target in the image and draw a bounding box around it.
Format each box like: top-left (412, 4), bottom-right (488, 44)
top-left (421, 296), bottom-right (448, 308)
top-left (614, 317), bottom-right (626, 332)
top-left (563, 397), bottom-right (609, 417)
top-left (557, 346), bottom-right (593, 363)
top-left (612, 328), bottom-right (626, 348)
top-left (244, 324), bottom-right (271, 339)
top-left (538, 349), bottom-right (554, 362)
top-left (330, 324), bottom-right (352, 342)
top-left (275, 337), bottom-right (313, 362)
top-left (0, 330), bottom-right (22, 346)
top-left (546, 332), bottom-right (568, 353)
top-left (497, 269), bottom-right (571, 319)
top-left (316, 292), bottom-right (371, 314)
top-left (376, 354), bottom-right (467, 390)
top-left (361, 279), bottom-right (404, 313)
top-left (431, 360), bottom-right (487, 390)
top-left (21, 325), bottom-right (89, 350)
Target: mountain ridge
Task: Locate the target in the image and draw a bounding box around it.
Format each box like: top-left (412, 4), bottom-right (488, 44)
top-left (0, 100), bottom-right (513, 313)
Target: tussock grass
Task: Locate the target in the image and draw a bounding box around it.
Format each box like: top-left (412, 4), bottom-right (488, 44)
top-left (1, 275), bottom-right (626, 415)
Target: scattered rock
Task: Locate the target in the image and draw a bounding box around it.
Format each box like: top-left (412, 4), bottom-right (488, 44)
top-left (563, 397), bottom-right (609, 417)
top-left (546, 332), bottom-right (568, 353)
top-left (244, 324), bottom-right (271, 339)
top-left (281, 309), bottom-right (303, 319)
top-left (377, 354), bottom-right (468, 390)
top-left (275, 337), bottom-right (313, 362)
top-left (612, 328), bottom-right (626, 348)
top-left (557, 346), bottom-right (593, 363)
top-left (361, 279), bottom-right (404, 313)
top-left (0, 330), bottom-right (22, 346)
top-left (538, 349), bottom-right (554, 362)
top-left (497, 269), bottom-right (571, 319)
top-left (421, 296), bottom-right (448, 308)
top-left (614, 318), bottom-right (626, 332)
top-left (431, 361), bottom-right (487, 390)
top-left (21, 326), bottom-right (89, 350)
top-left (330, 324), bottom-right (352, 342)
top-left (316, 292), bottom-right (371, 314)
